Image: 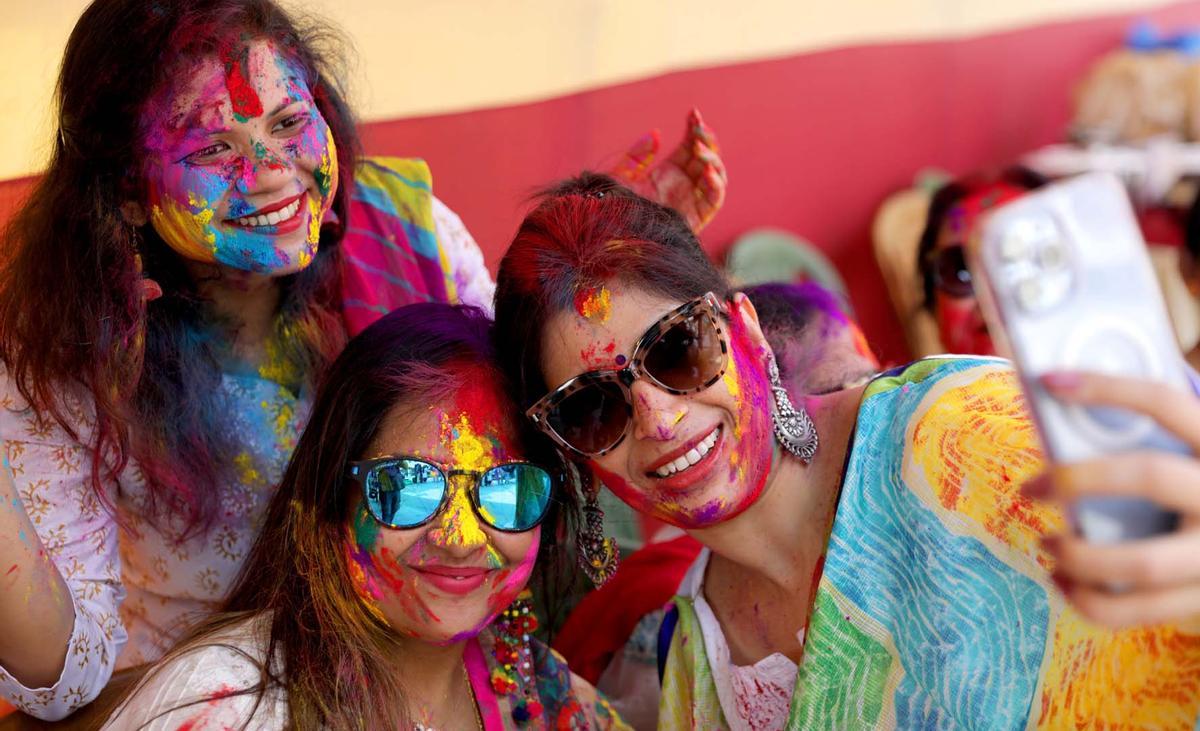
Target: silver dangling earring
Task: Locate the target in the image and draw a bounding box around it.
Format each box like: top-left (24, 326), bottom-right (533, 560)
top-left (572, 465), bottom-right (620, 587)
top-left (768, 354), bottom-right (819, 463)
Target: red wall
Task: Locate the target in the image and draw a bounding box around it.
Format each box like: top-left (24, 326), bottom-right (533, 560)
top-left (5, 2), bottom-right (1200, 363)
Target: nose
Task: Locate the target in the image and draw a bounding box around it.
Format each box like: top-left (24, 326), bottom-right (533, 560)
top-left (233, 137), bottom-right (294, 196)
top-left (426, 475), bottom-right (488, 557)
top-left (630, 380), bottom-right (688, 441)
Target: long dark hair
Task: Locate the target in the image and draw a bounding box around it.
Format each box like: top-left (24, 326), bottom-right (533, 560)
top-left (121, 303), bottom-right (578, 730)
top-left (0, 0), bottom-right (361, 536)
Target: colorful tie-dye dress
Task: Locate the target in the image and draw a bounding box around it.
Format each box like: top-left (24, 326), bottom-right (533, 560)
top-left (659, 356), bottom-right (1200, 730)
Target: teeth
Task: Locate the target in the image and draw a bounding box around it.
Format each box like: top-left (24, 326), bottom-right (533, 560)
top-left (654, 426), bottom-right (721, 478)
top-left (234, 198), bottom-right (301, 228)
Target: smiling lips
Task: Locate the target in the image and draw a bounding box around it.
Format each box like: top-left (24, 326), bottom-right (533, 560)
top-left (644, 424), bottom-right (725, 492)
top-left (412, 564), bottom-right (492, 596)
top-left (227, 191), bottom-right (306, 231)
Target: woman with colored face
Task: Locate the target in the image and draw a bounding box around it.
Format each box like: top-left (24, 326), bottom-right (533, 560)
top-left (103, 304), bottom-right (626, 730)
top-left (915, 167), bottom-right (1047, 356)
top-left (493, 174), bottom-right (1200, 729)
top-left (0, 0), bottom-right (722, 722)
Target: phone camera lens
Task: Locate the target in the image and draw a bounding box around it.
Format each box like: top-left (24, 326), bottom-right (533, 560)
top-left (1039, 240), bottom-right (1068, 269)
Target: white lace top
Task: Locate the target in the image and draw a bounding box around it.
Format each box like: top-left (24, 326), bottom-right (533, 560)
top-left (679, 549), bottom-right (800, 731)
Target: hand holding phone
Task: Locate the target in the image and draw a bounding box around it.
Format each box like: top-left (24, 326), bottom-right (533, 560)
top-left (969, 172), bottom-right (1192, 543)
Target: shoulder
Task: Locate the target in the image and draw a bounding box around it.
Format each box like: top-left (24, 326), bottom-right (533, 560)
top-left (103, 616), bottom-right (285, 730)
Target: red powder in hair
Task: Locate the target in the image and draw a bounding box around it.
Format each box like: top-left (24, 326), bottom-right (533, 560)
top-left (220, 44), bottom-right (263, 122)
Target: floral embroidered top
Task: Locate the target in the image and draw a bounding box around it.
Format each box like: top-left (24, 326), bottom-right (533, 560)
top-left (100, 615), bottom-right (629, 730)
top-left (0, 158), bottom-right (493, 721)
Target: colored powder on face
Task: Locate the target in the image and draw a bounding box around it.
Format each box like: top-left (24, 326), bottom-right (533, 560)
top-left (221, 44), bottom-right (264, 122)
top-left (251, 139), bottom-right (288, 172)
top-left (485, 545), bottom-right (504, 570)
top-left (314, 126), bottom-right (338, 200)
top-left (580, 340), bottom-right (619, 369)
top-left (574, 287), bottom-right (613, 323)
top-left (149, 193), bottom-right (219, 263)
top-left (436, 484), bottom-right (487, 548)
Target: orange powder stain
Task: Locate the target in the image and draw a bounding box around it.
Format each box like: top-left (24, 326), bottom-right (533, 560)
top-left (575, 287), bottom-right (613, 323)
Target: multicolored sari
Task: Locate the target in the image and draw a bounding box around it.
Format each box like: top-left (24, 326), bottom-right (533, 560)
top-left (660, 357), bottom-right (1200, 729)
top-left (341, 157), bottom-right (458, 336)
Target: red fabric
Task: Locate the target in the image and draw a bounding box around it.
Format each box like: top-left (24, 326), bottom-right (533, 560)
top-left (553, 534), bottom-right (703, 684)
top-left (1138, 205), bottom-right (1186, 248)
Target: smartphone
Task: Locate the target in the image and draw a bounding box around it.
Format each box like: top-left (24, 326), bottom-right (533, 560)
top-left (969, 171), bottom-right (1190, 543)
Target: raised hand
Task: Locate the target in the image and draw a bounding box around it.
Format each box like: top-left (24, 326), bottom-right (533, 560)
top-left (1022, 370), bottom-right (1200, 628)
top-left (612, 108), bottom-right (727, 232)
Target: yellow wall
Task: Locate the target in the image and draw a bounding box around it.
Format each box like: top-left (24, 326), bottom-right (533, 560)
top-left (0, 0), bottom-right (1173, 180)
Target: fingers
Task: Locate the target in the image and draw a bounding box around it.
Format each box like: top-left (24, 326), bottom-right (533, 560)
top-left (1045, 529), bottom-right (1200, 590)
top-left (692, 166), bottom-right (725, 229)
top-left (1023, 451), bottom-right (1200, 512)
top-left (687, 108), bottom-right (720, 154)
top-left (133, 255), bottom-right (162, 303)
top-left (1041, 371), bottom-right (1200, 448)
top-left (1056, 576), bottom-right (1200, 628)
top-left (612, 130), bottom-right (661, 183)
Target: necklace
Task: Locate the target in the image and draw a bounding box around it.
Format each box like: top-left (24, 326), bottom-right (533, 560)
top-left (412, 661), bottom-right (482, 731)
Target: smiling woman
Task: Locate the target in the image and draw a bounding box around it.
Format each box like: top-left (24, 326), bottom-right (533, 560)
top-left (101, 304), bottom-right (627, 730)
top-left (138, 39), bottom-right (339, 275)
top-left (494, 173), bottom-right (1200, 729)
top-left (0, 0), bottom-right (538, 722)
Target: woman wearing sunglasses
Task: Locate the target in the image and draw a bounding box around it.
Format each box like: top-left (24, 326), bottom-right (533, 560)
top-left (915, 167), bottom-right (1047, 356)
top-left (103, 303), bottom-right (626, 730)
top-left (494, 173), bottom-right (1200, 729)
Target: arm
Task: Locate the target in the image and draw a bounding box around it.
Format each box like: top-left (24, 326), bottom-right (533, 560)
top-left (431, 196), bottom-right (495, 314)
top-left (0, 387), bottom-right (126, 720)
top-left (1022, 370), bottom-right (1200, 628)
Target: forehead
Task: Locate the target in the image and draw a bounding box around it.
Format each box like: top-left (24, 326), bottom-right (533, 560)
top-left (367, 375), bottom-right (521, 462)
top-left (541, 281), bottom-right (687, 380)
top-left (142, 38), bottom-right (305, 136)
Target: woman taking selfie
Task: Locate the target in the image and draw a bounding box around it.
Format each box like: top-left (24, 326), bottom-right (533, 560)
top-left (493, 174), bottom-right (1200, 729)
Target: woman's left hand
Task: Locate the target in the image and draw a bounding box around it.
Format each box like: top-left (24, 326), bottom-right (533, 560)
top-left (612, 108), bottom-right (726, 231)
top-left (1022, 370), bottom-right (1200, 629)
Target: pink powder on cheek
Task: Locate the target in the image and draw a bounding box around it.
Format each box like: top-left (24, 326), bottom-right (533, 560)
top-left (445, 528), bottom-right (540, 643)
top-left (721, 317), bottom-right (775, 518)
top-left (589, 463), bottom-right (691, 526)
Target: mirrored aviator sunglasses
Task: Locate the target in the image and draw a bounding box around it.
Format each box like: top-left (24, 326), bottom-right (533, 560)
top-left (348, 457), bottom-right (554, 532)
top-left (932, 246), bottom-right (975, 299)
top-left (527, 292), bottom-right (730, 457)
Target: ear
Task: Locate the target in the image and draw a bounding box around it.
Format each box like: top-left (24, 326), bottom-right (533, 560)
top-left (120, 201), bottom-right (148, 227)
top-left (729, 292), bottom-right (772, 356)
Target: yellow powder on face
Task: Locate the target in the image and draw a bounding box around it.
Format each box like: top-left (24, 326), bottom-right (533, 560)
top-left (149, 193), bottom-right (219, 262)
top-left (441, 412), bottom-right (495, 473)
top-left (434, 410), bottom-right (494, 547)
top-left (303, 194), bottom-right (322, 257)
top-left (437, 483), bottom-right (487, 547)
